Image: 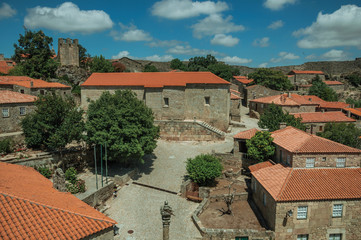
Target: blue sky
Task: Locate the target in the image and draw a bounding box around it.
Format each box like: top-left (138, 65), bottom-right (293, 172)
top-left (1, 0), bottom-right (361, 68)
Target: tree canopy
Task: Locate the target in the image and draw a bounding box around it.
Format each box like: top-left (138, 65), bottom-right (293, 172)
top-left (12, 29), bottom-right (58, 79)
top-left (207, 63), bottom-right (240, 81)
top-left (186, 154), bottom-right (223, 186)
top-left (258, 103), bottom-right (306, 132)
top-left (246, 131), bottom-right (275, 162)
top-left (89, 55), bottom-right (115, 73)
top-left (317, 123), bottom-right (361, 149)
top-left (78, 44), bottom-right (90, 68)
top-left (345, 73), bottom-right (361, 87)
top-left (188, 54), bottom-right (217, 71)
top-left (85, 90), bottom-right (159, 164)
top-left (248, 68), bottom-right (292, 91)
top-left (170, 58), bottom-right (187, 71)
top-left (346, 97), bottom-right (361, 108)
top-left (21, 94), bottom-right (84, 150)
top-left (143, 64), bottom-right (159, 72)
top-left (308, 75), bottom-right (338, 101)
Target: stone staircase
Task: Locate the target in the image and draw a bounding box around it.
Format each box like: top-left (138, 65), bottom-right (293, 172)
top-left (195, 120), bottom-right (226, 137)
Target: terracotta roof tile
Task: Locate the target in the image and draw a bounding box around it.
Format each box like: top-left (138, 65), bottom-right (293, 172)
top-left (253, 165), bottom-right (361, 202)
top-left (249, 161), bottom-right (274, 173)
top-left (290, 70), bottom-right (324, 75)
top-left (344, 108), bottom-right (361, 117)
top-left (0, 162), bottom-right (116, 240)
top-left (233, 76), bottom-right (254, 84)
top-left (231, 93), bottom-right (241, 100)
top-left (271, 126), bottom-right (361, 153)
top-left (250, 93), bottom-right (318, 106)
top-left (0, 90), bottom-right (37, 104)
top-left (0, 61), bottom-right (15, 74)
top-left (233, 128), bottom-right (259, 140)
top-left (291, 112), bottom-right (356, 123)
top-left (0, 76), bottom-right (70, 89)
top-left (230, 89), bottom-right (240, 94)
top-left (323, 80), bottom-right (343, 85)
top-left (82, 72), bottom-right (230, 88)
top-left (319, 101), bottom-right (350, 109)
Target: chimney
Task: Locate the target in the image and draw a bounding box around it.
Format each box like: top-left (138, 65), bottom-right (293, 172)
top-left (280, 122), bottom-right (287, 129)
top-left (30, 81), bottom-right (33, 87)
top-left (288, 92), bottom-right (292, 98)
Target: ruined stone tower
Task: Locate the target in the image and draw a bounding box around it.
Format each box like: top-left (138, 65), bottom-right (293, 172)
top-left (58, 38), bottom-right (79, 67)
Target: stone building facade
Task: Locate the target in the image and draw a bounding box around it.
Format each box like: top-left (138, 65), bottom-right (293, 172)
top-left (230, 91), bottom-right (241, 122)
top-left (244, 85), bottom-right (280, 107)
top-left (81, 72), bottom-right (230, 131)
top-left (288, 70), bottom-right (325, 85)
top-left (58, 38), bottom-right (79, 67)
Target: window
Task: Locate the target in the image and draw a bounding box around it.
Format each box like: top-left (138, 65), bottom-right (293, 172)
top-left (297, 234), bottom-right (308, 240)
top-left (20, 89), bottom-right (24, 94)
top-left (40, 90), bottom-right (45, 95)
top-left (332, 204), bottom-right (343, 217)
top-left (205, 96), bottom-right (210, 105)
top-left (319, 126), bottom-right (323, 131)
top-left (306, 158), bottom-right (315, 168)
top-left (329, 234), bottom-right (342, 240)
top-left (261, 103), bottom-right (264, 109)
top-left (322, 157), bottom-right (327, 162)
top-left (20, 107), bottom-right (26, 116)
top-left (263, 193), bottom-right (266, 206)
top-left (163, 97), bottom-right (169, 107)
top-left (2, 108), bottom-right (9, 118)
top-left (336, 158), bottom-right (346, 168)
top-left (297, 206), bottom-right (308, 219)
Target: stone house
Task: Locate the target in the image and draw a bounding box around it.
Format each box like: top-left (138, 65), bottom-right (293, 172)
top-left (271, 126), bottom-right (361, 168)
top-left (81, 72), bottom-right (230, 132)
top-left (0, 90), bottom-right (37, 133)
top-left (244, 84), bottom-right (280, 107)
top-left (298, 80), bottom-right (344, 93)
top-left (290, 111), bottom-right (356, 133)
top-left (0, 76), bottom-right (71, 96)
top-left (231, 76), bottom-right (253, 95)
top-left (343, 107), bottom-right (361, 121)
top-left (233, 128), bottom-right (260, 154)
top-left (58, 38), bottom-right (79, 66)
top-left (0, 162), bottom-right (117, 239)
top-left (288, 70), bottom-right (325, 85)
top-left (0, 59), bottom-right (15, 74)
top-left (251, 163), bottom-right (361, 240)
top-left (230, 90), bottom-right (241, 122)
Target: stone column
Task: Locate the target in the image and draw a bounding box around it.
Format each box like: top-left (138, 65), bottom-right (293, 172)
top-left (160, 201), bottom-right (173, 240)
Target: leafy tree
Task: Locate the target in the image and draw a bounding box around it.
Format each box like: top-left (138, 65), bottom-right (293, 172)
top-left (258, 103), bottom-right (306, 131)
top-left (85, 90), bottom-right (159, 164)
top-left (246, 131), bottom-right (275, 162)
top-left (89, 55), bottom-right (114, 73)
top-left (186, 154), bottom-right (223, 186)
top-left (7, 65), bottom-right (26, 76)
top-left (112, 61), bottom-right (126, 72)
top-left (170, 58), bottom-right (187, 71)
top-left (207, 63), bottom-right (240, 81)
top-left (143, 64), bottom-right (158, 72)
top-left (345, 73), bottom-right (361, 87)
top-left (308, 75), bottom-right (338, 101)
top-left (13, 29), bottom-right (58, 79)
top-left (248, 68), bottom-right (292, 91)
top-left (78, 44), bottom-right (90, 68)
top-left (346, 98), bottom-right (361, 108)
top-left (317, 123), bottom-right (361, 149)
top-left (21, 94), bottom-right (84, 150)
top-left (188, 54), bottom-right (217, 71)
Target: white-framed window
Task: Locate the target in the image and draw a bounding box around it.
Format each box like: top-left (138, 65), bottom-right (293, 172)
top-left (297, 206), bottom-right (308, 219)
top-left (263, 193), bottom-right (266, 206)
top-left (297, 234), bottom-right (308, 240)
top-left (163, 97), bottom-right (169, 107)
top-left (20, 107), bottom-right (26, 116)
top-left (332, 204), bottom-right (343, 217)
top-left (329, 234), bottom-right (342, 240)
top-left (205, 96), bottom-right (210, 105)
top-left (336, 158), bottom-right (346, 168)
top-left (2, 108), bottom-right (9, 118)
top-left (306, 158), bottom-right (315, 168)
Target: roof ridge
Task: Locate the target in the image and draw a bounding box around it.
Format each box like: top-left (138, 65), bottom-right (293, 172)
top-left (0, 191), bottom-right (116, 224)
top-left (275, 167), bottom-right (293, 201)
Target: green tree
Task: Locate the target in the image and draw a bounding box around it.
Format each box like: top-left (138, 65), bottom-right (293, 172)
top-left (143, 64), bottom-right (158, 72)
top-left (78, 44), bottom-right (90, 68)
top-left (345, 73), bottom-right (361, 87)
top-left (85, 90), bottom-right (159, 164)
top-left (346, 98), bottom-right (361, 108)
top-left (246, 131), bottom-right (275, 162)
top-left (258, 103), bottom-right (306, 131)
top-left (170, 58), bottom-right (187, 71)
top-left (308, 75), bottom-right (338, 101)
top-left (21, 94), bottom-right (84, 150)
top-left (248, 68), bottom-right (292, 91)
top-left (317, 123), bottom-right (361, 149)
top-left (207, 63), bottom-right (240, 81)
top-left (186, 154), bottom-right (223, 186)
top-left (188, 54), bottom-right (217, 71)
top-left (13, 29), bottom-right (58, 79)
top-left (89, 55), bottom-right (115, 73)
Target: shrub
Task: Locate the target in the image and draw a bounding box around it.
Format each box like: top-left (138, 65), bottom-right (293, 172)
top-left (0, 139), bottom-right (12, 155)
top-left (37, 166), bottom-right (52, 178)
top-left (65, 167), bottom-right (77, 184)
top-left (66, 179), bottom-right (86, 194)
top-left (186, 154), bottom-right (223, 186)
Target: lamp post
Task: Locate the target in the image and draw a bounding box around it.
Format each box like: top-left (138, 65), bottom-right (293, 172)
top-left (160, 201), bottom-right (173, 240)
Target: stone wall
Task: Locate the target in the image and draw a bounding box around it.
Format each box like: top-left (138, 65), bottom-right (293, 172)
top-left (81, 181), bottom-right (115, 207)
top-left (0, 102), bottom-right (35, 133)
top-left (230, 98), bottom-right (241, 122)
top-left (249, 102), bottom-right (317, 115)
top-left (293, 74), bottom-right (326, 84)
top-left (58, 38), bottom-right (79, 67)
top-left (245, 85), bottom-right (280, 107)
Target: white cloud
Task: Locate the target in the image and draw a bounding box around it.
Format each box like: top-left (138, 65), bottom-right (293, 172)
top-left (294, 5), bottom-right (361, 49)
top-left (151, 0), bottom-right (228, 20)
top-left (321, 49), bottom-right (349, 61)
top-left (253, 37), bottom-right (270, 47)
top-left (111, 23), bottom-right (152, 42)
top-left (211, 34), bottom-right (239, 47)
top-left (145, 55), bottom-right (174, 62)
top-left (148, 40), bottom-right (185, 47)
top-left (24, 2), bottom-right (113, 34)
top-left (112, 51), bottom-right (131, 59)
top-left (220, 56), bottom-right (252, 65)
top-left (305, 54), bottom-right (317, 60)
top-left (0, 3), bottom-right (16, 20)
top-left (167, 45), bottom-right (222, 56)
top-left (264, 0), bottom-right (296, 11)
top-left (192, 14), bottom-right (245, 38)
top-left (271, 51), bottom-right (299, 63)
top-left (258, 63), bottom-right (268, 68)
top-left (268, 20), bottom-right (284, 29)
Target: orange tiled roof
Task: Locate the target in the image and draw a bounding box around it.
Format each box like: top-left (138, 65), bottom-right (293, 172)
top-left (0, 76), bottom-right (70, 89)
top-left (230, 89), bottom-right (240, 94)
top-left (249, 161), bottom-right (274, 173)
top-left (233, 128), bottom-right (260, 140)
top-left (291, 112), bottom-right (356, 123)
top-left (253, 164), bottom-right (361, 202)
top-left (0, 90), bottom-right (37, 104)
top-left (231, 93), bottom-right (241, 100)
top-left (290, 70), bottom-right (324, 75)
top-left (82, 72), bottom-right (230, 88)
top-left (319, 101), bottom-right (350, 109)
top-left (271, 126), bottom-right (361, 153)
top-left (0, 61), bottom-right (15, 74)
top-left (344, 108), bottom-right (361, 117)
top-left (0, 162), bottom-right (116, 240)
top-left (250, 93), bottom-right (318, 106)
top-left (233, 76), bottom-right (254, 84)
